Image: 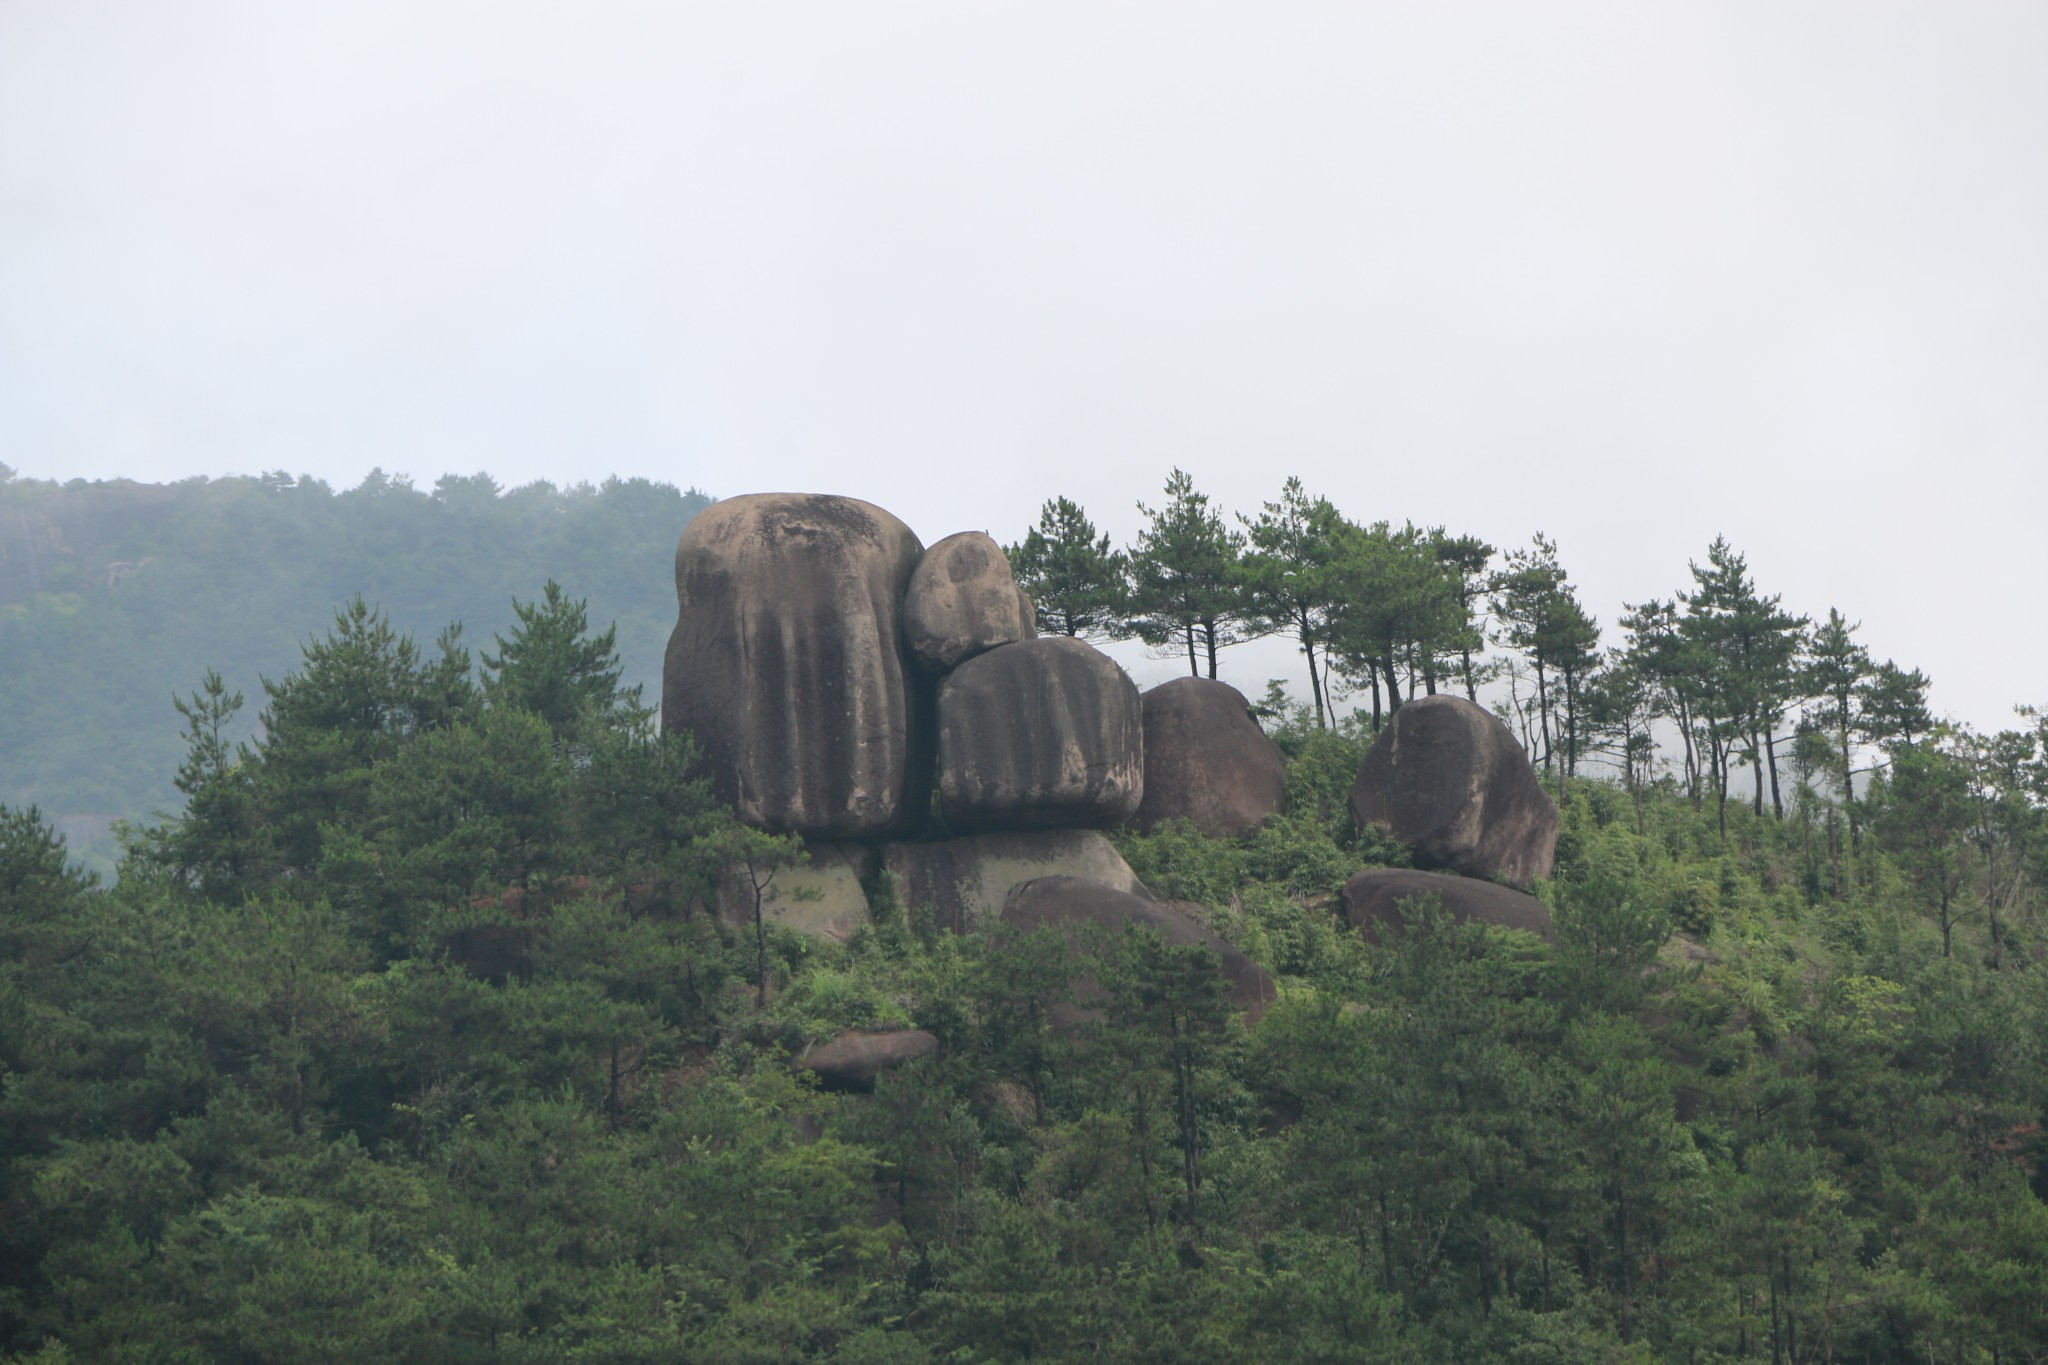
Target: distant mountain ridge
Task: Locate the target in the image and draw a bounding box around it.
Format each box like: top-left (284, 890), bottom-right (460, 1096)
top-left (0, 468), bottom-right (711, 873)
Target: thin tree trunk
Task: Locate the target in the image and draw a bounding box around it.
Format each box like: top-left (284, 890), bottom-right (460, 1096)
top-left (1765, 718), bottom-right (1785, 818)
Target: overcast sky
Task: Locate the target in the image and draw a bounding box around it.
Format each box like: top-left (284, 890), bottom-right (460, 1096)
top-left (4, 2), bottom-right (2043, 733)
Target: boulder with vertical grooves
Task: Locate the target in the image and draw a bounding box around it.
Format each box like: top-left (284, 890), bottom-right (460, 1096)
top-left (661, 492), bottom-right (930, 838)
top-left (936, 637), bottom-right (1143, 833)
top-left (1135, 676), bottom-right (1287, 838)
top-left (1347, 694), bottom-right (1558, 887)
top-left (902, 531), bottom-right (1036, 672)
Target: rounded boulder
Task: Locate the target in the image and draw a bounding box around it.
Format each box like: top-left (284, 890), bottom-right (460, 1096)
top-left (1347, 695), bottom-right (1558, 887)
top-left (937, 637), bottom-right (1143, 833)
top-left (662, 492), bottom-right (930, 838)
top-left (1001, 875), bottom-right (1275, 1027)
top-left (1341, 867), bottom-right (1554, 942)
top-left (902, 532), bottom-right (1036, 672)
top-left (1135, 677), bottom-right (1287, 838)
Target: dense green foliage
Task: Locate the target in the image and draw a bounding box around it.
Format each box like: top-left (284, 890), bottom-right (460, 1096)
top-left (0, 468), bottom-right (710, 876)
top-left (3, 586), bottom-right (2046, 1362)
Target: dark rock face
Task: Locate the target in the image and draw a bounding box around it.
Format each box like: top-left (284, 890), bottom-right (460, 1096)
top-left (795, 1029), bottom-right (939, 1091)
top-left (1135, 677), bottom-right (1287, 838)
top-left (937, 638), bottom-right (1143, 833)
top-left (883, 829), bottom-right (1151, 934)
top-left (1001, 875), bottom-right (1275, 1026)
top-left (1347, 695), bottom-right (1558, 887)
top-left (662, 493), bottom-right (930, 838)
top-left (902, 532), bottom-right (1035, 672)
top-left (1341, 868), bottom-right (1553, 941)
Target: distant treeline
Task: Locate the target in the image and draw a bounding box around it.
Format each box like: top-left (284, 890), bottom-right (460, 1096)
top-left (0, 467), bottom-right (710, 873)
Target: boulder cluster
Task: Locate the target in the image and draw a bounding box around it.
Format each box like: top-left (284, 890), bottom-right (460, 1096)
top-left (661, 492), bottom-right (1561, 1087)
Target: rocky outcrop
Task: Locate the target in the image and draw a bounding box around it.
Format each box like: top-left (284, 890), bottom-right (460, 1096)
top-left (714, 841), bottom-right (877, 941)
top-left (882, 829), bottom-right (1151, 933)
top-left (662, 493), bottom-right (931, 838)
top-left (1135, 677), bottom-right (1286, 838)
top-left (1348, 695), bottom-right (1558, 887)
top-left (937, 638), bottom-right (1143, 833)
top-left (902, 532), bottom-right (1035, 672)
top-left (1001, 875), bottom-right (1275, 1027)
top-left (795, 1029), bottom-right (939, 1091)
top-left (1341, 867), bottom-right (1554, 941)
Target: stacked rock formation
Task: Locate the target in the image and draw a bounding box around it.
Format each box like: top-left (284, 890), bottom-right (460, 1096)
top-left (1348, 694), bottom-right (1559, 888)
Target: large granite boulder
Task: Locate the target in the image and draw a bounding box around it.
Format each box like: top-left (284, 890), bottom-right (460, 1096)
top-left (903, 532), bottom-right (1035, 672)
top-left (937, 637), bottom-right (1143, 833)
top-left (883, 829), bottom-right (1151, 934)
top-left (1341, 868), bottom-right (1553, 941)
top-left (1001, 875), bottom-right (1275, 1027)
top-left (662, 493), bottom-right (930, 838)
top-left (1348, 695), bottom-right (1558, 887)
top-left (795, 1029), bottom-right (939, 1091)
top-left (1135, 677), bottom-right (1287, 838)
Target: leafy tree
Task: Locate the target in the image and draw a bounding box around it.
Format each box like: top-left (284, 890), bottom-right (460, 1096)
top-left (1679, 538), bottom-right (1808, 831)
top-left (1860, 658), bottom-right (1935, 752)
top-left (1007, 496), bottom-right (1126, 641)
top-left (1490, 534), bottom-right (1600, 781)
top-left (1327, 521), bottom-right (1467, 728)
top-left (1804, 607), bottom-right (1874, 848)
top-left (1125, 469), bottom-right (1255, 679)
top-left (480, 579), bottom-right (639, 735)
top-left (1238, 478), bottom-right (1349, 727)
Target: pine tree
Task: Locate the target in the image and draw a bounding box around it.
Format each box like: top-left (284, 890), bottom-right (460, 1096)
top-left (1008, 497), bottom-right (1127, 641)
top-left (1125, 469), bottom-right (1254, 679)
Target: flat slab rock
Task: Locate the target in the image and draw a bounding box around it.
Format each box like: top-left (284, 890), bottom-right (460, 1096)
top-left (794, 1029), bottom-right (939, 1091)
top-left (1341, 867), bottom-right (1554, 942)
top-left (713, 841), bottom-right (876, 942)
top-left (882, 829), bottom-right (1151, 934)
top-left (1348, 695), bottom-right (1558, 888)
top-left (1001, 874), bottom-right (1275, 1027)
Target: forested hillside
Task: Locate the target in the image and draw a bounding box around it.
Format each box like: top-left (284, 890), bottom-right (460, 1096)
top-left (1, 472), bottom-right (2044, 1361)
top-left (0, 467), bottom-right (710, 874)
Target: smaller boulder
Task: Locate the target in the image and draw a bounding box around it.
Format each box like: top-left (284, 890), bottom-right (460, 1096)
top-left (1348, 695), bottom-right (1559, 887)
top-left (795, 1029), bottom-right (939, 1091)
top-left (937, 638), bottom-right (1143, 832)
top-left (903, 532), bottom-right (1036, 672)
top-left (1341, 868), bottom-right (1553, 941)
top-left (1001, 875), bottom-right (1275, 1027)
top-left (1135, 677), bottom-right (1287, 838)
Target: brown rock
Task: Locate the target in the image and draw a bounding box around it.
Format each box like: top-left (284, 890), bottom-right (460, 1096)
top-left (1341, 867), bottom-right (1554, 941)
top-left (902, 531), bottom-right (1036, 672)
top-left (1001, 875), bottom-right (1275, 1027)
top-left (1135, 677), bottom-right (1287, 838)
top-left (713, 841), bottom-right (875, 942)
top-left (794, 1029), bottom-right (939, 1091)
top-left (883, 829), bottom-right (1152, 934)
top-left (937, 638), bottom-right (1143, 833)
top-left (1348, 695), bottom-right (1558, 887)
top-left (661, 493), bottom-right (930, 838)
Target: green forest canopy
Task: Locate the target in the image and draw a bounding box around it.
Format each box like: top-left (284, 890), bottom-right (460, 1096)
top-left (0, 468), bottom-right (711, 875)
top-left (1, 575), bottom-right (2044, 1359)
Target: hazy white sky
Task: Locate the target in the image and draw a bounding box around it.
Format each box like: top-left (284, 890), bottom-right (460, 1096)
top-left (4, 2), bottom-right (2044, 731)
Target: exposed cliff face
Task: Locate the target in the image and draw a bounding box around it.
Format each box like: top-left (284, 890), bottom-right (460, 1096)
top-left (0, 479), bottom-right (180, 606)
